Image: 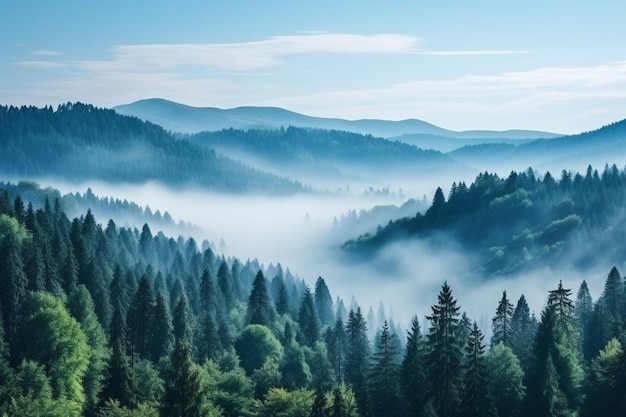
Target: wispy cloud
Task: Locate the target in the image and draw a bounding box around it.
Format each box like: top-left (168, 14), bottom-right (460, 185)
top-left (105, 33), bottom-right (422, 71)
top-left (16, 60), bottom-right (67, 69)
top-left (32, 50), bottom-right (63, 56)
top-left (417, 50), bottom-right (530, 56)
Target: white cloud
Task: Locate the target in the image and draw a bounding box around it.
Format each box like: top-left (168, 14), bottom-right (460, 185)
top-left (108, 33), bottom-right (422, 71)
top-left (16, 60), bottom-right (67, 69)
top-left (32, 50), bottom-right (63, 56)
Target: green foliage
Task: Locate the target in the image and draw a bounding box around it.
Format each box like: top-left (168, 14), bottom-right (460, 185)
top-left (485, 344), bottom-right (525, 417)
top-left (97, 400), bottom-right (159, 417)
top-left (324, 384), bottom-right (360, 417)
top-left (247, 270), bottom-right (276, 326)
top-left (314, 277), bottom-right (334, 326)
top-left (17, 292), bottom-right (89, 408)
top-left (460, 323), bottom-right (496, 417)
top-left (257, 387), bottom-right (314, 417)
top-left (67, 285), bottom-right (111, 414)
top-left (235, 324), bottom-right (284, 375)
top-left (426, 282), bottom-right (462, 417)
top-left (401, 316), bottom-right (428, 417)
top-left (298, 286), bottom-right (320, 346)
top-left (491, 291), bottom-right (514, 347)
top-left (369, 321), bottom-right (402, 417)
top-left (345, 308), bottom-right (370, 416)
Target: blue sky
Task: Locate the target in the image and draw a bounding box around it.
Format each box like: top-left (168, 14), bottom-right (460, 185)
top-left (2, 0), bottom-right (626, 133)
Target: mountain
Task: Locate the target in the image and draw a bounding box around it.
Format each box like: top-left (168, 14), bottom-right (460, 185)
top-left (392, 133), bottom-right (536, 152)
top-left (0, 103), bottom-right (306, 194)
top-left (114, 98), bottom-right (560, 139)
top-left (449, 118), bottom-right (626, 172)
top-left (343, 165), bottom-right (626, 277)
top-left (189, 126), bottom-right (469, 186)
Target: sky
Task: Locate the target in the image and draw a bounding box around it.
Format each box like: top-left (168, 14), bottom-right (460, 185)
top-left (2, 0), bottom-right (626, 134)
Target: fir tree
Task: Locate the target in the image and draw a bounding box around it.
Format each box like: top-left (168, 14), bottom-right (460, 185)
top-left (460, 322), bottom-right (496, 417)
top-left (315, 276), bottom-right (335, 326)
top-left (426, 281), bottom-right (462, 417)
top-left (298, 286), bottom-right (320, 346)
top-left (401, 316), bottom-right (428, 417)
top-left (149, 292), bottom-right (173, 362)
top-left (369, 321), bottom-right (402, 417)
top-left (491, 291), bottom-right (514, 347)
top-left (247, 269), bottom-right (276, 326)
top-left (345, 308), bottom-right (370, 416)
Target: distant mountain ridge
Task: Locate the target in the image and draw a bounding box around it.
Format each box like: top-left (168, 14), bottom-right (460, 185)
top-left (114, 98), bottom-right (560, 140)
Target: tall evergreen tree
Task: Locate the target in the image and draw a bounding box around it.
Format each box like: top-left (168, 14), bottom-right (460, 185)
top-left (247, 270), bottom-right (276, 326)
top-left (217, 260), bottom-right (235, 310)
top-left (149, 292), bottom-right (174, 362)
top-left (276, 278), bottom-right (292, 317)
top-left (575, 280), bottom-right (593, 357)
top-left (345, 307), bottom-right (370, 416)
top-left (510, 295), bottom-right (537, 371)
top-left (160, 339), bottom-right (206, 417)
top-left (298, 286), bottom-right (320, 346)
top-left (491, 291), bottom-right (514, 347)
top-left (126, 276), bottom-right (154, 359)
top-left (368, 321), bottom-right (402, 417)
top-left (460, 322), bottom-right (496, 417)
top-left (326, 318), bottom-right (347, 383)
top-left (0, 214), bottom-right (29, 343)
top-left (314, 276), bottom-right (335, 326)
top-left (401, 316), bottom-right (428, 417)
top-left (426, 281), bottom-right (462, 417)
top-left (101, 338), bottom-right (138, 408)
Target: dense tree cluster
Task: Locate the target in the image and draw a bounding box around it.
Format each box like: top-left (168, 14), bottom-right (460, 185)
top-left (0, 104), bottom-right (305, 194)
top-left (1, 184), bottom-right (626, 416)
top-left (346, 165), bottom-right (626, 275)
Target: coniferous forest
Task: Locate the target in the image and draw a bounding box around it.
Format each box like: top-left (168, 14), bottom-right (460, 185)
top-left (1, 177), bottom-right (626, 417)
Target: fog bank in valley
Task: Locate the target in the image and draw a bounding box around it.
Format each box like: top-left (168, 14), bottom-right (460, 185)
top-left (48, 179), bottom-right (613, 335)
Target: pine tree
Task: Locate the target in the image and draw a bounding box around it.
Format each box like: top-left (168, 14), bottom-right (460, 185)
top-left (101, 338), bottom-right (137, 408)
top-left (160, 339), bottom-right (206, 417)
top-left (575, 280), bottom-right (593, 357)
top-left (126, 276), bottom-right (154, 359)
top-left (401, 316), bottom-right (428, 417)
top-left (426, 281), bottom-right (462, 417)
top-left (0, 214), bottom-right (29, 343)
top-left (510, 295), bottom-right (537, 371)
top-left (276, 278), bottom-right (292, 317)
top-left (369, 321), bottom-right (402, 417)
top-left (491, 291), bottom-right (514, 347)
top-left (217, 260), bottom-right (235, 310)
top-left (460, 322), bottom-right (496, 417)
top-left (326, 318), bottom-right (347, 383)
top-left (315, 276), bottom-right (335, 326)
top-left (247, 269), bottom-right (276, 326)
top-left (485, 343), bottom-right (525, 417)
top-left (345, 308), bottom-right (370, 416)
top-left (149, 292), bottom-right (173, 362)
top-left (298, 286), bottom-right (320, 346)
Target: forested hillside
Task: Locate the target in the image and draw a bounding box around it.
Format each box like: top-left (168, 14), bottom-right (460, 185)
top-left (345, 165), bottom-right (626, 276)
top-left (0, 104), bottom-right (305, 194)
top-left (1, 183), bottom-right (625, 417)
top-left (190, 126), bottom-right (462, 176)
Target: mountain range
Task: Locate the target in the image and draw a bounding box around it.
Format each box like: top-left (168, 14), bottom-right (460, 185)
top-left (114, 98), bottom-right (560, 142)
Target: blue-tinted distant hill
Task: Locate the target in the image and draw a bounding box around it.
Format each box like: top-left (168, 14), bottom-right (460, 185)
top-left (449, 118), bottom-right (626, 171)
top-left (189, 126), bottom-right (469, 184)
top-left (114, 98), bottom-right (560, 140)
top-left (0, 103), bottom-right (306, 194)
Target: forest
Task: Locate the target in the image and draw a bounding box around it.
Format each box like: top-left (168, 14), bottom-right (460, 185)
top-left (345, 165), bottom-right (626, 275)
top-left (0, 104), bottom-right (305, 194)
top-left (1, 181), bottom-right (626, 417)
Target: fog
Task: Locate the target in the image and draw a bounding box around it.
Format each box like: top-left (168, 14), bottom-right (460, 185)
top-left (47, 177), bottom-right (614, 336)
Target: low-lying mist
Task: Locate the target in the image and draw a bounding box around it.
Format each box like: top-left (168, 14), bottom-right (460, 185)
top-left (47, 177), bottom-right (613, 336)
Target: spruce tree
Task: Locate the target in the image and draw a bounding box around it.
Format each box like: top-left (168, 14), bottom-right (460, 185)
top-left (491, 290), bottom-right (514, 347)
top-left (345, 308), bottom-right (370, 416)
top-left (160, 339), bottom-right (206, 417)
top-left (149, 292), bottom-right (174, 362)
top-left (314, 276), bottom-right (335, 326)
top-left (401, 316), bottom-right (428, 417)
top-left (426, 281), bottom-right (462, 417)
top-left (327, 318), bottom-right (347, 383)
top-left (126, 276), bottom-right (154, 359)
top-left (575, 280), bottom-right (593, 357)
top-left (298, 286), bottom-right (320, 346)
top-left (102, 338), bottom-right (137, 408)
top-left (369, 321), bottom-right (402, 417)
top-left (510, 295), bottom-right (537, 371)
top-left (276, 278), bottom-right (292, 317)
top-left (247, 269), bottom-right (276, 326)
top-left (460, 322), bottom-right (496, 417)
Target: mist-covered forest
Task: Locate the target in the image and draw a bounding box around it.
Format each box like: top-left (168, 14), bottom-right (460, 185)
top-left (1, 181), bottom-right (626, 417)
top-left (0, 104), bottom-right (306, 194)
top-left (346, 165), bottom-right (626, 276)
